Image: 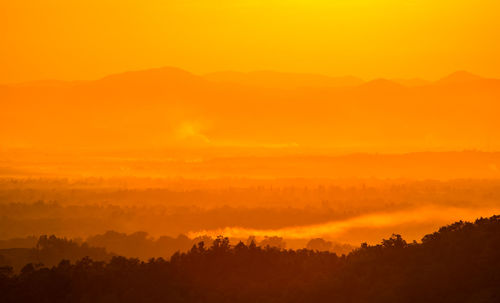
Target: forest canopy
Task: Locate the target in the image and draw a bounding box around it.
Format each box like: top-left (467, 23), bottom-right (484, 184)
top-left (1, 215), bottom-right (500, 303)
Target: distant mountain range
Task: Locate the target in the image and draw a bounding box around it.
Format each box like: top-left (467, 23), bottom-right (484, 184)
top-left (7, 69), bottom-right (490, 89)
top-left (1, 67), bottom-right (499, 151)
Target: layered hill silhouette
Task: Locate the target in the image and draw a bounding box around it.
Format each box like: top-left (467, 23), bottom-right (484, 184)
top-left (1, 67), bottom-right (499, 151)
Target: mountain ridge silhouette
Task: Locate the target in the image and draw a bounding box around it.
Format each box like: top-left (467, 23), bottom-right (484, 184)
top-left (2, 67), bottom-right (500, 151)
top-left (437, 70), bottom-right (484, 84)
top-left (4, 67), bottom-right (497, 89)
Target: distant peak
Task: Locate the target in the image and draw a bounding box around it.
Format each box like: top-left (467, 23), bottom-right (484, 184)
top-left (94, 66), bottom-right (205, 87)
top-left (358, 78), bottom-right (404, 90)
top-left (391, 78), bottom-right (430, 87)
top-left (438, 71), bottom-right (483, 84)
top-left (365, 78), bottom-right (393, 84)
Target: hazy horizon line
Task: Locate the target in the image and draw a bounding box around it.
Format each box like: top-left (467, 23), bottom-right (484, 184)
top-left (1, 65), bottom-right (494, 86)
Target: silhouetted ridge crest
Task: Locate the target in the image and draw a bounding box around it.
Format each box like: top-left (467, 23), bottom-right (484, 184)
top-left (357, 78), bottom-right (406, 91)
top-left (96, 66), bottom-right (206, 87)
top-left (437, 70), bottom-right (483, 84)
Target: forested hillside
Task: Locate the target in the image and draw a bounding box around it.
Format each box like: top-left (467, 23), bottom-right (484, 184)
top-left (1, 216), bottom-right (499, 303)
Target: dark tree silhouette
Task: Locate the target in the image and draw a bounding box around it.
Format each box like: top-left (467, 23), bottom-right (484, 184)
top-left (1, 216), bottom-right (500, 303)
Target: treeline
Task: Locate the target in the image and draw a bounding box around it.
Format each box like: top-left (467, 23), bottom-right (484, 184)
top-left (2, 178), bottom-right (500, 240)
top-left (3, 178), bottom-right (500, 208)
top-left (0, 235), bottom-right (112, 272)
top-left (1, 216), bottom-right (500, 302)
top-left (0, 232), bottom-right (353, 271)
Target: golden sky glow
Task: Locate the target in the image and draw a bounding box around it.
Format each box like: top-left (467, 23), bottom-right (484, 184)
top-left (2, 0), bottom-right (500, 83)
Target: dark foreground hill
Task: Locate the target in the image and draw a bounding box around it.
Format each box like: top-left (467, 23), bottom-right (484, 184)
top-left (1, 216), bottom-right (500, 303)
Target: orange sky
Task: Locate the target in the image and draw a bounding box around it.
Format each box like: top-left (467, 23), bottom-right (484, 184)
top-left (2, 0), bottom-right (500, 84)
